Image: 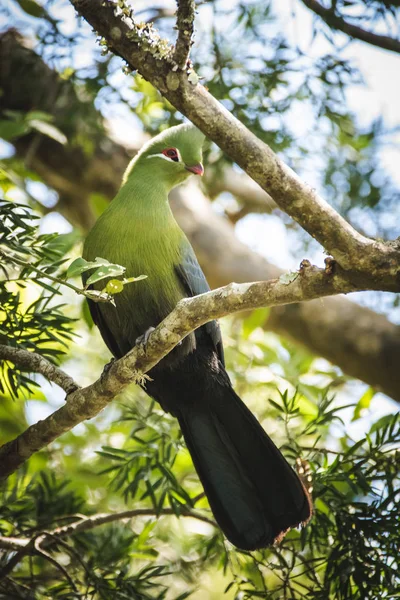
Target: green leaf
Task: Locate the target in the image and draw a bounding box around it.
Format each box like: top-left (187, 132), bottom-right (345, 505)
top-left (15, 0), bottom-right (45, 17)
top-left (86, 264), bottom-right (125, 286)
top-left (352, 387), bottom-right (375, 421)
top-left (67, 257), bottom-right (124, 279)
top-left (0, 120), bottom-right (29, 141)
top-left (268, 398), bottom-right (284, 412)
top-left (28, 119), bottom-right (67, 145)
top-left (67, 257), bottom-right (91, 278)
top-left (123, 274), bottom-right (148, 284)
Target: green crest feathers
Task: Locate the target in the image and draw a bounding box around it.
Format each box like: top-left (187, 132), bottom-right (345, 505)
top-left (123, 123), bottom-right (205, 184)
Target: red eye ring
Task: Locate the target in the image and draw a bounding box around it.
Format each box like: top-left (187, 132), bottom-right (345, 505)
top-left (162, 148), bottom-right (179, 162)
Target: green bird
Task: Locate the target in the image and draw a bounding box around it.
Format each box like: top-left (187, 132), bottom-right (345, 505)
top-left (83, 123), bottom-right (311, 550)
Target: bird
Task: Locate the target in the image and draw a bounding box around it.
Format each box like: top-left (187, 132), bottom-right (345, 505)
top-left (83, 123), bottom-right (312, 550)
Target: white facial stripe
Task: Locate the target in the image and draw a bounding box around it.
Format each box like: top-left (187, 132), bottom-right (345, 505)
top-left (146, 153), bottom-right (173, 162)
top-left (146, 148), bottom-right (182, 163)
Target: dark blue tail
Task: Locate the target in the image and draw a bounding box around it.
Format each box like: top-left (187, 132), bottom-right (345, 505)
top-left (174, 382), bottom-right (311, 550)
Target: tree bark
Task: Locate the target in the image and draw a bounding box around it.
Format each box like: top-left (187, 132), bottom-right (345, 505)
top-left (1, 30), bottom-right (400, 401)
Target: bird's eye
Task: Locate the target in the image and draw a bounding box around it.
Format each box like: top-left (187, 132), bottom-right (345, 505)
top-left (162, 148), bottom-right (179, 162)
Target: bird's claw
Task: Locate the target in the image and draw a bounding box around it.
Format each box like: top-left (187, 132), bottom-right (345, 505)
top-left (136, 326), bottom-right (156, 351)
top-left (101, 357), bottom-right (116, 381)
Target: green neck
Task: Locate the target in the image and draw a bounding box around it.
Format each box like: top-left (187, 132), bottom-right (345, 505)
top-left (110, 162), bottom-right (177, 228)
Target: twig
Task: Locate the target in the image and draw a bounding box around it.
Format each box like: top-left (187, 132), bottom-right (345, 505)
top-left (173, 0), bottom-right (196, 69)
top-left (1, 249), bottom-right (113, 304)
top-left (49, 507), bottom-right (217, 536)
top-left (0, 345), bottom-right (79, 394)
top-left (0, 508), bottom-right (216, 579)
top-left (300, 0), bottom-right (400, 55)
top-left (33, 537), bottom-right (78, 592)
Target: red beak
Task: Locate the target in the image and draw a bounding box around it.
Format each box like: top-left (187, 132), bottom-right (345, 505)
top-left (185, 163), bottom-right (204, 176)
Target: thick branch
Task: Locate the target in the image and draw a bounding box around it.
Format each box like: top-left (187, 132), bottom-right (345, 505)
top-left (173, 0), bottom-right (196, 69)
top-left (2, 30), bottom-right (400, 400)
top-left (173, 182), bottom-right (400, 403)
top-left (0, 346), bottom-right (79, 394)
top-left (70, 0), bottom-right (400, 287)
top-left (0, 263), bottom-right (382, 479)
top-left (300, 0), bottom-right (400, 55)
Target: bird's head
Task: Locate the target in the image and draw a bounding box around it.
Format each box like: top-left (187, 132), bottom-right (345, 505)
top-left (124, 123), bottom-right (205, 189)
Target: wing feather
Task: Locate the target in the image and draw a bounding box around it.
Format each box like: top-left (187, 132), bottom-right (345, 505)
top-left (175, 243), bottom-right (225, 366)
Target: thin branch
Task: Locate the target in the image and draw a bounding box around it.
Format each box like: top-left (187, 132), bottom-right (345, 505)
top-left (300, 0), bottom-right (400, 54)
top-left (0, 536), bottom-right (27, 551)
top-left (33, 537), bottom-right (78, 592)
top-left (173, 0), bottom-right (196, 69)
top-left (0, 259), bottom-right (394, 479)
top-left (1, 249), bottom-right (114, 304)
top-left (0, 508), bottom-right (216, 579)
top-left (0, 345), bottom-right (79, 394)
top-left (49, 507), bottom-right (217, 536)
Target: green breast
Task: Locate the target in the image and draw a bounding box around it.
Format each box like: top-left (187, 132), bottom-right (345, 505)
top-left (83, 198), bottom-right (185, 351)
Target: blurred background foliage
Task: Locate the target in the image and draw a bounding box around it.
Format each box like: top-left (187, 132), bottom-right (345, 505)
top-left (0, 0), bottom-right (400, 598)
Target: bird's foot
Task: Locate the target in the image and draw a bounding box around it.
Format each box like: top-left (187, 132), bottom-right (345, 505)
top-left (135, 326), bottom-right (156, 352)
top-left (101, 357), bottom-right (116, 381)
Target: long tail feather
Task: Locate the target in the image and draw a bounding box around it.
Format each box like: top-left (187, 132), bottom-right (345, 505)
top-left (175, 385), bottom-right (311, 550)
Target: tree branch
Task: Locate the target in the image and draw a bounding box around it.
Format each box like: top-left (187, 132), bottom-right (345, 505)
top-left (173, 0), bottom-right (196, 69)
top-left (0, 508), bottom-right (216, 579)
top-left (0, 345), bottom-right (79, 394)
top-left (69, 0), bottom-right (400, 286)
top-left (0, 261), bottom-right (392, 479)
top-left (300, 0), bottom-right (400, 55)
top-left (172, 182), bottom-right (400, 403)
top-left (2, 30), bottom-right (400, 400)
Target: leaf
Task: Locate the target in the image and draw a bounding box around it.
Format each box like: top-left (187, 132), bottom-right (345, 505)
top-left (67, 257), bottom-right (123, 279)
top-left (279, 271), bottom-right (299, 285)
top-left (28, 119), bottom-right (67, 145)
top-left (67, 257), bottom-right (92, 278)
top-left (123, 274), bottom-right (148, 284)
top-left (352, 387), bottom-right (375, 421)
top-left (86, 264), bottom-right (125, 286)
top-left (0, 120), bottom-right (29, 141)
top-left (25, 111), bottom-right (54, 122)
top-left (15, 0), bottom-right (45, 17)
top-left (268, 398), bottom-right (284, 412)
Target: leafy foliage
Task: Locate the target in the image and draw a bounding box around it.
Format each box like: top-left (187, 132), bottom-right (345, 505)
top-left (1, 367), bottom-right (400, 598)
top-left (0, 0), bottom-right (399, 597)
top-left (0, 200), bottom-right (76, 398)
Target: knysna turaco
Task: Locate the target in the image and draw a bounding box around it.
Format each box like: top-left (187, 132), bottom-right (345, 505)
top-left (83, 123), bottom-right (312, 550)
